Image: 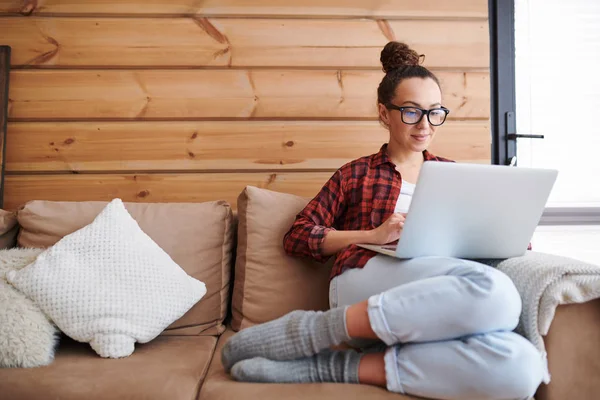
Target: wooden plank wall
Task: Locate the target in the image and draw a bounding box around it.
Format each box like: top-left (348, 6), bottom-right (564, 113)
top-left (0, 0), bottom-right (490, 210)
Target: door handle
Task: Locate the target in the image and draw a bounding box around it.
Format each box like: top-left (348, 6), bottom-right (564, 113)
top-left (504, 111), bottom-right (545, 166)
top-left (504, 134), bottom-right (544, 165)
top-left (507, 134), bottom-right (545, 140)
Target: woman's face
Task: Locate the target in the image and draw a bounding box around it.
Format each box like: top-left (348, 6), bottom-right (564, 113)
top-left (378, 77), bottom-right (444, 154)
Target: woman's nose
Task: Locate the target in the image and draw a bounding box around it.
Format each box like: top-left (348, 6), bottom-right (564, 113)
top-left (417, 113), bottom-right (430, 129)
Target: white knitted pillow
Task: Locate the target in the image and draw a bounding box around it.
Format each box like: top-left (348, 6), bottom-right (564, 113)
top-left (6, 198), bottom-right (207, 359)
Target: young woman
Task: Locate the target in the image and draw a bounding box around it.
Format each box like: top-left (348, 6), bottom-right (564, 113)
top-left (221, 41), bottom-right (544, 400)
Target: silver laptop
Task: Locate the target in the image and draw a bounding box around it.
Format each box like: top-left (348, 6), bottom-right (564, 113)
top-left (357, 162), bottom-right (558, 259)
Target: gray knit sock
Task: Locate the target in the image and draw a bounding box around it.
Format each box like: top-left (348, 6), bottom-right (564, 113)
top-left (231, 350), bottom-right (363, 384)
top-left (222, 307), bottom-right (350, 372)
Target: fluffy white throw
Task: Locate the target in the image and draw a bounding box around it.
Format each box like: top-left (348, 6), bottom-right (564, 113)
top-left (479, 251), bottom-right (600, 384)
top-left (0, 247), bottom-right (58, 368)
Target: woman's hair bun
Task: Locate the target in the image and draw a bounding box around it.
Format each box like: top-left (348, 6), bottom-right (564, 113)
top-left (380, 41), bottom-right (423, 73)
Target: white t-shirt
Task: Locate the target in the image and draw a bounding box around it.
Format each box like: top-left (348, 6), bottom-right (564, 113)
top-left (395, 180), bottom-right (416, 214)
top-left (364, 179), bottom-right (415, 268)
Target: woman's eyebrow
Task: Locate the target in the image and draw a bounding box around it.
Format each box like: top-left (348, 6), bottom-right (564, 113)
top-left (400, 101), bottom-right (442, 107)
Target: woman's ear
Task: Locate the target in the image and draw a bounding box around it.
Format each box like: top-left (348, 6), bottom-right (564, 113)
top-left (378, 103), bottom-right (390, 127)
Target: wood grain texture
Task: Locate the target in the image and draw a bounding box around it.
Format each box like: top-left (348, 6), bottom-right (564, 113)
top-left (0, 1), bottom-right (492, 209)
top-left (7, 70), bottom-right (490, 120)
top-left (0, 0), bottom-right (488, 19)
top-left (3, 17), bottom-right (489, 69)
top-left (2, 172), bottom-right (334, 210)
top-left (5, 120), bottom-right (490, 172)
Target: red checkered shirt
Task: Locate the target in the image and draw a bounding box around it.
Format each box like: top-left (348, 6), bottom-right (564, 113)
top-left (283, 144), bottom-right (454, 281)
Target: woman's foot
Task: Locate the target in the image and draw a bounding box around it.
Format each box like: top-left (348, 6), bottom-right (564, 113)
top-left (231, 349), bottom-right (362, 384)
top-left (222, 307), bottom-right (350, 371)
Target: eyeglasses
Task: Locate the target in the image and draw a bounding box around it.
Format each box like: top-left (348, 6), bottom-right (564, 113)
top-left (385, 104), bottom-right (450, 126)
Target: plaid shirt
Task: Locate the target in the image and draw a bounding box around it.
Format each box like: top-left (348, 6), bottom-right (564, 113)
top-left (283, 144), bottom-right (454, 280)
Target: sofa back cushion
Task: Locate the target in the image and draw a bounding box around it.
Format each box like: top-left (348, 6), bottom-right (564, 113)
top-left (232, 186), bottom-right (332, 331)
top-left (16, 200), bottom-right (234, 336)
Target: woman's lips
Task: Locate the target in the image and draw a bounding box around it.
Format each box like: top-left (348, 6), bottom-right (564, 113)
top-left (411, 135), bottom-right (429, 142)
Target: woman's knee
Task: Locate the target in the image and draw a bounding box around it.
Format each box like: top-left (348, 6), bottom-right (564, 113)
top-left (488, 332), bottom-right (545, 399)
top-left (485, 268), bottom-right (522, 328)
top-left (461, 262), bottom-right (522, 330)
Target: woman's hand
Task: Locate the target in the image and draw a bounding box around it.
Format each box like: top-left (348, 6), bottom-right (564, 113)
top-left (369, 213), bottom-right (406, 245)
top-left (320, 213), bottom-right (406, 255)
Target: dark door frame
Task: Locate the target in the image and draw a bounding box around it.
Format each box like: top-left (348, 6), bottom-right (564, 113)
top-left (0, 46), bottom-right (11, 209)
top-left (488, 0), bottom-right (516, 167)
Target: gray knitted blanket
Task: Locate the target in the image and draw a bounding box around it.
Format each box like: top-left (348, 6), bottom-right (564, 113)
top-left (478, 251), bottom-right (600, 384)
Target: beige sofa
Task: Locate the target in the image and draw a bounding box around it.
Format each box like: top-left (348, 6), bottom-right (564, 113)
top-left (1, 186), bottom-right (599, 400)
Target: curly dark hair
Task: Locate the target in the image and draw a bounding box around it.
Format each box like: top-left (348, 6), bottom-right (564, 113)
top-left (377, 41), bottom-right (441, 108)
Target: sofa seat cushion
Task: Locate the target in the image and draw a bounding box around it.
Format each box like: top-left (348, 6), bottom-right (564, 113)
top-left (16, 200), bottom-right (234, 336)
top-left (199, 329), bottom-right (420, 400)
top-left (0, 334), bottom-right (218, 400)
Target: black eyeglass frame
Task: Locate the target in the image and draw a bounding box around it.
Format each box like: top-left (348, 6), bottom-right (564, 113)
top-left (385, 104), bottom-right (450, 126)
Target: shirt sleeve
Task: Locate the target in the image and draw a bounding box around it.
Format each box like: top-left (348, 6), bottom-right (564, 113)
top-left (283, 169), bottom-right (345, 263)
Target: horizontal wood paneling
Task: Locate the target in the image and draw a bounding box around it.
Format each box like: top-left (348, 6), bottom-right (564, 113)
top-left (2, 172), bottom-right (334, 210)
top-left (5, 120), bottom-right (490, 172)
top-left (1, 1), bottom-right (491, 208)
top-left (0, 0), bottom-right (488, 19)
top-left (3, 17), bottom-right (489, 69)
top-left (7, 70), bottom-right (490, 120)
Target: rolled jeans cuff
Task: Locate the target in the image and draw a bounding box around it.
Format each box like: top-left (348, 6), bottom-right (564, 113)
top-left (367, 293), bottom-right (399, 346)
top-left (384, 346), bottom-right (405, 394)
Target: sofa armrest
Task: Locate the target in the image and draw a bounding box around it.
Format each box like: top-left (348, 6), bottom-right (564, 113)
top-left (0, 209), bottom-right (18, 249)
top-left (535, 298), bottom-right (600, 400)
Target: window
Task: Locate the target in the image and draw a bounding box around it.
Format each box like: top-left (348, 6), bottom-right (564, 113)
top-left (513, 0), bottom-right (600, 264)
top-left (515, 0), bottom-right (600, 208)
top-left (490, 0), bottom-right (599, 265)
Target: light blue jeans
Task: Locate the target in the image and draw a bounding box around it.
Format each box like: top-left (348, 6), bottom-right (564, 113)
top-left (329, 256), bottom-right (544, 400)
